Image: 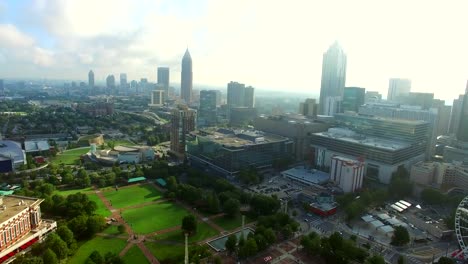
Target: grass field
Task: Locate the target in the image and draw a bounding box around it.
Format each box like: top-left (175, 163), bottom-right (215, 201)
top-left (103, 184), bottom-right (162, 209)
top-left (122, 202), bottom-right (189, 234)
top-left (101, 224), bottom-right (126, 235)
top-left (54, 187), bottom-right (94, 196)
top-left (68, 236), bottom-right (127, 264)
top-left (107, 139), bottom-right (135, 146)
top-left (87, 194), bottom-right (112, 217)
top-left (122, 245), bottom-right (149, 264)
top-left (51, 147), bottom-right (89, 165)
top-left (213, 214), bottom-right (254, 231)
top-left (144, 242), bottom-right (184, 262)
top-left (154, 221), bottom-right (218, 243)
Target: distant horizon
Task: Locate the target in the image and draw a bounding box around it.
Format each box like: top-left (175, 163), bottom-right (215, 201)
top-left (1, 0), bottom-right (468, 103)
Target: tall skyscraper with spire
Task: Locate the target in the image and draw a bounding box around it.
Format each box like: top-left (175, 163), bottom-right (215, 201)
top-left (319, 41), bottom-right (347, 115)
top-left (457, 82), bottom-right (468, 142)
top-left (88, 70), bottom-right (94, 87)
top-left (181, 49), bottom-right (193, 104)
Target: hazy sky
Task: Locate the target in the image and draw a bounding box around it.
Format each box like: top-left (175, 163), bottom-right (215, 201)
top-left (0, 0), bottom-right (467, 102)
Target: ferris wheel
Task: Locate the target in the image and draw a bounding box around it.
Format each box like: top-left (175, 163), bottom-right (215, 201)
top-left (454, 195), bottom-right (468, 259)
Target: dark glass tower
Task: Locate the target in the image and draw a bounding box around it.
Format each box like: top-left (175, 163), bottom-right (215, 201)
top-left (181, 49), bottom-right (193, 104)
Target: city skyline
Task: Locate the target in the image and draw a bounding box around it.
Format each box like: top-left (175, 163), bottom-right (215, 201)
top-left (1, 0), bottom-right (468, 102)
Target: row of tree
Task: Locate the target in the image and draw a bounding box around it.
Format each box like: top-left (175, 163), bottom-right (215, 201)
top-left (225, 213), bottom-right (298, 259)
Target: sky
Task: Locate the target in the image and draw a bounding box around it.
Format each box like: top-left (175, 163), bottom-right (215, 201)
top-left (0, 0), bottom-right (467, 102)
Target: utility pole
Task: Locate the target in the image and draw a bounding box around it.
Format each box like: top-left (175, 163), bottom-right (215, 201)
top-left (184, 233), bottom-right (189, 264)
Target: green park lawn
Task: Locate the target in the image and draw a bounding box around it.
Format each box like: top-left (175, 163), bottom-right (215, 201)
top-left (213, 214), bottom-right (254, 231)
top-left (54, 187), bottom-right (94, 196)
top-left (122, 245), bottom-right (149, 264)
top-left (103, 184), bottom-right (162, 209)
top-left (144, 242), bottom-right (184, 262)
top-left (101, 224), bottom-right (126, 235)
top-left (122, 202), bottom-right (189, 234)
top-left (68, 236), bottom-right (127, 264)
top-left (107, 139), bottom-right (135, 147)
top-left (51, 147), bottom-right (89, 165)
top-left (87, 194), bottom-right (112, 217)
top-left (154, 221), bottom-right (219, 243)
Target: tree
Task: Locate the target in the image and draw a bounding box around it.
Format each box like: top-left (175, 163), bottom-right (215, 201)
top-left (182, 215), bottom-right (197, 235)
top-left (225, 234), bottom-right (237, 255)
top-left (104, 252), bottom-right (124, 264)
top-left (421, 188), bottom-right (445, 205)
top-left (166, 176), bottom-right (178, 191)
top-left (207, 192), bottom-right (221, 214)
top-left (88, 250), bottom-right (104, 264)
top-left (398, 256), bottom-right (406, 264)
top-left (437, 257), bottom-right (455, 264)
top-left (118, 225), bottom-right (126, 234)
top-left (223, 198), bottom-right (240, 217)
top-left (49, 236), bottom-right (69, 259)
top-left (86, 215), bottom-right (106, 238)
top-left (57, 225), bottom-right (75, 246)
top-left (42, 249), bottom-right (58, 264)
top-left (388, 167), bottom-right (413, 198)
top-left (365, 255), bottom-right (386, 264)
top-left (107, 141), bottom-right (115, 150)
top-left (391, 226), bottom-right (410, 246)
top-left (238, 238), bottom-right (258, 258)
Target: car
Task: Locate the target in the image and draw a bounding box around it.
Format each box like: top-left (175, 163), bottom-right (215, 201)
top-left (304, 219), bottom-right (309, 222)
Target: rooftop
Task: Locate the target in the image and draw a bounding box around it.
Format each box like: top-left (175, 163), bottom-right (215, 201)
top-left (24, 140), bottom-right (50, 153)
top-left (282, 166), bottom-right (329, 185)
top-left (310, 201), bottom-right (337, 212)
top-left (194, 128), bottom-right (288, 148)
top-left (0, 140), bottom-right (24, 163)
top-left (0, 195), bottom-right (42, 224)
top-left (313, 128), bottom-right (410, 151)
top-left (336, 113), bottom-right (428, 125)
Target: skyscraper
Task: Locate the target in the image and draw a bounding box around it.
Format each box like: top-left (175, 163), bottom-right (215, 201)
top-left (387, 78), bottom-right (411, 101)
top-left (106, 75), bottom-right (115, 94)
top-left (170, 105), bottom-right (196, 158)
top-left (457, 83), bottom-right (468, 142)
top-left (227, 81), bottom-right (245, 108)
top-left (181, 49), bottom-right (193, 104)
top-left (319, 41), bottom-right (347, 115)
top-left (157, 67), bottom-right (170, 88)
top-left (88, 70), bottom-right (94, 87)
top-left (244, 86), bottom-right (255, 108)
top-left (0, 79), bottom-right (4, 97)
top-left (199, 90), bottom-right (218, 126)
top-left (342, 87), bottom-right (365, 112)
top-left (299, 98), bottom-right (318, 118)
top-left (449, 94), bottom-right (464, 135)
top-left (120, 73), bottom-right (127, 88)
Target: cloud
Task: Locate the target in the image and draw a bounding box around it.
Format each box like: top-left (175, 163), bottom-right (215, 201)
top-left (0, 24), bottom-right (55, 67)
top-left (0, 0), bottom-right (467, 102)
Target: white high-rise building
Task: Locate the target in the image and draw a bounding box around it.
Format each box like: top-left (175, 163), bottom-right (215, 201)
top-left (319, 41), bottom-right (347, 115)
top-left (387, 78), bottom-right (411, 101)
top-left (330, 156), bottom-right (364, 193)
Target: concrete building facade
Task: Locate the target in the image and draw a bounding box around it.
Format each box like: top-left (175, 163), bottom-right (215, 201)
top-left (0, 196), bottom-right (57, 263)
top-left (330, 156), bottom-right (364, 193)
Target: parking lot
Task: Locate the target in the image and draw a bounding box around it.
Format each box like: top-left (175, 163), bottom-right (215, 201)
top-left (246, 175), bottom-right (303, 200)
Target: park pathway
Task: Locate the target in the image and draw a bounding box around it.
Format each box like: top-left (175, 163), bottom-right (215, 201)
top-left (93, 186), bottom-right (160, 264)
